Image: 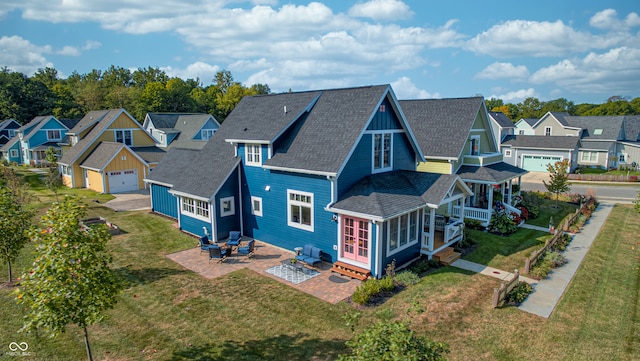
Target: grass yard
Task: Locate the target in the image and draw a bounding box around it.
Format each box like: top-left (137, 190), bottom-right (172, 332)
top-left (1, 170), bottom-right (638, 360)
top-left (525, 196), bottom-right (579, 228)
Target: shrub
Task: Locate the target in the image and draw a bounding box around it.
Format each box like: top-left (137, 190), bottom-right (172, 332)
top-left (517, 206), bottom-right (529, 220)
top-left (464, 218), bottom-right (484, 230)
top-left (553, 233), bottom-right (572, 251)
top-left (530, 250), bottom-right (567, 279)
top-left (352, 276), bottom-right (395, 305)
top-left (395, 271), bottom-right (420, 286)
top-left (544, 250), bottom-right (567, 268)
top-left (488, 211), bottom-right (518, 235)
top-left (505, 281), bottom-right (533, 305)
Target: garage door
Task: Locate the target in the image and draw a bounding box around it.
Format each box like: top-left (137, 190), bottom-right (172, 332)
top-left (108, 169), bottom-right (138, 193)
top-left (522, 155), bottom-right (562, 172)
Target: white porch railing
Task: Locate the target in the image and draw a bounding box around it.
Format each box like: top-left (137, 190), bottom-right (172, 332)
top-left (502, 202), bottom-right (521, 216)
top-left (421, 219), bottom-right (464, 254)
top-left (452, 206), bottom-right (491, 224)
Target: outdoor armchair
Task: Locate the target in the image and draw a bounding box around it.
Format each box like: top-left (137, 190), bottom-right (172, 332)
top-left (226, 231), bottom-right (242, 249)
top-left (237, 239), bottom-right (255, 258)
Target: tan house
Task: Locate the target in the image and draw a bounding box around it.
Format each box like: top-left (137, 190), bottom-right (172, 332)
top-left (58, 109), bottom-right (161, 193)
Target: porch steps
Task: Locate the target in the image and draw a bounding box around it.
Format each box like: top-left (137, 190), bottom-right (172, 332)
top-left (331, 261), bottom-right (371, 281)
top-left (433, 247), bottom-right (461, 266)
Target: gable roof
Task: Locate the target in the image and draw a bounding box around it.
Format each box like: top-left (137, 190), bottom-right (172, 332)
top-left (516, 118), bottom-right (537, 127)
top-left (58, 118), bottom-right (81, 130)
top-left (488, 112), bottom-right (514, 128)
top-left (145, 113), bottom-right (220, 150)
top-left (623, 115), bottom-right (640, 141)
top-left (563, 116), bottom-right (623, 140)
top-left (330, 170), bottom-right (469, 219)
top-left (400, 97), bottom-right (485, 159)
top-left (501, 135), bottom-right (580, 150)
top-left (0, 119), bottom-right (20, 130)
top-left (80, 141), bottom-right (150, 172)
top-left (457, 162), bottom-right (527, 184)
top-left (59, 109), bottom-right (145, 166)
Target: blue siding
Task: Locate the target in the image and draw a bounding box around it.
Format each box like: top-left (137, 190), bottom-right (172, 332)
top-left (392, 133), bottom-right (415, 170)
top-left (380, 219), bottom-right (422, 273)
top-left (214, 167), bottom-right (241, 241)
top-left (338, 134), bottom-right (371, 196)
top-left (28, 119), bottom-right (67, 147)
top-left (151, 184), bottom-right (178, 219)
top-left (242, 166), bottom-right (338, 262)
top-left (180, 213), bottom-right (211, 237)
top-left (4, 142), bottom-right (22, 163)
top-left (192, 119), bottom-right (220, 140)
top-left (367, 98), bottom-right (402, 131)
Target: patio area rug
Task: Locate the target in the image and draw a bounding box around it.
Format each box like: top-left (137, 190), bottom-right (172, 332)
top-left (265, 265), bottom-right (320, 284)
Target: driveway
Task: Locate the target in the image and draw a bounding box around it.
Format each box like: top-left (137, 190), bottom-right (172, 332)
top-left (104, 189), bottom-right (151, 211)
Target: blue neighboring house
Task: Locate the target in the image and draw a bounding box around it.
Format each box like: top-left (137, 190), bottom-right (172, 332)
top-left (145, 85), bottom-right (472, 279)
top-left (0, 115), bottom-right (78, 165)
top-left (0, 119), bottom-right (20, 146)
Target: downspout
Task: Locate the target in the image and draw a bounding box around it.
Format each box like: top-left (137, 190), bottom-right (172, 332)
top-left (176, 196), bottom-right (182, 230)
top-left (149, 184), bottom-right (154, 212)
top-left (210, 197), bottom-right (217, 241)
top-left (376, 220), bottom-right (383, 278)
top-left (238, 165), bottom-right (244, 236)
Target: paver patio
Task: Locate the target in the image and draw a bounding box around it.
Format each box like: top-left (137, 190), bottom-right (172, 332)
top-left (167, 239), bottom-right (362, 304)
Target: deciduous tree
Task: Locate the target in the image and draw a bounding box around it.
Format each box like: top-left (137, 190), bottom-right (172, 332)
top-left (15, 197), bottom-right (121, 361)
top-left (544, 159), bottom-right (571, 207)
top-left (0, 188), bottom-right (32, 283)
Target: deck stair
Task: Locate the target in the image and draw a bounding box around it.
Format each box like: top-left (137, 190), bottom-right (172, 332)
top-left (331, 261), bottom-right (371, 281)
top-left (433, 247), bottom-right (461, 266)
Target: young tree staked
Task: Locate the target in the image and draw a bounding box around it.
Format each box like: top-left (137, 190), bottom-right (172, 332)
top-left (0, 188), bottom-right (33, 283)
top-left (15, 197), bottom-right (121, 361)
top-left (44, 146), bottom-right (64, 201)
top-left (543, 159), bottom-right (571, 207)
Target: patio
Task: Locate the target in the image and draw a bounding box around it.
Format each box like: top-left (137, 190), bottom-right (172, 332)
top-left (167, 239), bottom-right (362, 304)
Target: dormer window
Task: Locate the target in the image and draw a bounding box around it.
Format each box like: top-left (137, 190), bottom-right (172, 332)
top-left (470, 136), bottom-right (480, 156)
top-left (245, 144), bottom-right (262, 166)
top-left (544, 126), bottom-right (552, 136)
top-left (201, 129), bottom-right (215, 140)
top-left (372, 132), bottom-right (392, 172)
top-left (47, 129), bottom-right (61, 140)
top-left (115, 130), bottom-right (133, 146)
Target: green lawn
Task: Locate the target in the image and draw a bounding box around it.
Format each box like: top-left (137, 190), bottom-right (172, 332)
top-left (1, 173), bottom-right (638, 360)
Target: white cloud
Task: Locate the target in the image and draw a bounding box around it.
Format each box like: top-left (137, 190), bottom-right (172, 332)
top-left (57, 45), bottom-right (80, 56)
top-left (590, 9), bottom-right (640, 31)
top-left (466, 19), bottom-right (622, 57)
top-left (391, 76), bottom-right (439, 99)
top-left (475, 62), bottom-right (529, 80)
top-left (83, 40), bottom-right (102, 50)
top-left (490, 88), bottom-right (538, 103)
top-left (530, 47), bottom-right (640, 95)
top-left (348, 0), bottom-right (413, 21)
top-left (0, 35), bottom-right (53, 74)
top-left (160, 61), bottom-right (220, 83)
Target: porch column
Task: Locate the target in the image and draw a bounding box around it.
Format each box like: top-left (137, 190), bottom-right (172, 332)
top-left (428, 208), bottom-right (435, 252)
top-left (500, 183), bottom-right (505, 203)
top-left (459, 197), bottom-right (465, 222)
top-left (487, 185), bottom-right (494, 212)
top-left (507, 179), bottom-right (513, 205)
top-left (517, 176), bottom-right (522, 196)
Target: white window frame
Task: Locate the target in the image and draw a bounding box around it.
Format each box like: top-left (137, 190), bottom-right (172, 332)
top-left (619, 153), bottom-right (627, 163)
top-left (470, 135), bottom-right (480, 155)
top-left (181, 197), bottom-right (210, 221)
top-left (8, 130), bottom-right (15, 137)
top-left (544, 126), bottom-right (552, 136)
top-left (47, 129), bottom-right (61, 140)
top-left (114, 130), bottom-right (133, 146)
top-left (201, 129), bottom-right (215, 140)
top-left (245, 144), bottom-right (262, 166)
top-left (287, 189), bottom-right (314, 232)
top-left (581, 151), bottom-right (598, 163)
top-left (504, 149), bottom-right (512, 157)
top-left (219, 196), bottom-right (235, 217)
top-left (251, 196), bottom-right (263, 217)
top-left (518, 130), bottom-right (525, 135)
top-left (372, 132), bottom-right (392, 173)
top-left (9, 149), bottom-right (18, 158)
top-left (387, 209), bottom-right (420, 255)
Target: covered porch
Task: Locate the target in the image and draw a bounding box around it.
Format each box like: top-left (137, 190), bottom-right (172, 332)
top-left (455, 162), bottom-right (528, 226)
top-left (420, 191), bottom-right (467, 259)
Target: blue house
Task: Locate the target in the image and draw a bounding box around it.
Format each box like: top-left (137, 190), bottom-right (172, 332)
top-left (145, 85), bottom-right (471, 278)
top-left (0, 119), bottom-right (20, 146)
top-left (0, 115), bottom-right (77, 165)
top-left (142, 113), bottom-right (220, 150)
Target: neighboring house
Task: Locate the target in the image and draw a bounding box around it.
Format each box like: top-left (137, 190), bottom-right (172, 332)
top-left (0, 119), bottom-right (20, 146)
top-left (58, 109), bottom-right (161, 194)
top-left (146, 85), bottom-right (474, 279)
top-left (401, 97), bottom-right (527, 227)
top-left (514, 118), bottom-right (536, 135)
top-left (504, 112), bottom-right (640, 172)
top-left (142, 113), bottom-right (220, 150)
top-left (487, 112), bottom-right (514, 151)
top-left (0, 115), bottom-right (76, 165)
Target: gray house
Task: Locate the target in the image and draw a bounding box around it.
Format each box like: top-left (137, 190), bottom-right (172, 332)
top-left (143, 113), bottom-right (220, 150)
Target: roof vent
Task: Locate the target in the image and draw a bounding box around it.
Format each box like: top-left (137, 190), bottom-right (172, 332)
top-left (284, 106), bottom-right (287, 114)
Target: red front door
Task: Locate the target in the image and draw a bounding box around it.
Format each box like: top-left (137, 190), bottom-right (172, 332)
top-left (343, 216), bottom-right (369, 264)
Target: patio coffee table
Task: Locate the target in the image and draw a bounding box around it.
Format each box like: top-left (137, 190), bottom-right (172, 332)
top-left (282, 259), bottom-right (305, 273)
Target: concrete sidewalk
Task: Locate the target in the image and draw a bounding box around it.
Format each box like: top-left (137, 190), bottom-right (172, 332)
top-left (451, 259), bottom-right (537, 284)
top-left (518, 202), bottom-right (614, 318)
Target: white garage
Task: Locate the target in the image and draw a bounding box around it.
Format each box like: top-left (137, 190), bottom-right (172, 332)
top-left (522, 155), bottom-right (563, 172)
top-left (108, 169), bottom-right (138, 193)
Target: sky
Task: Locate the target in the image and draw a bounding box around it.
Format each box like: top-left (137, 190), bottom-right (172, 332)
top-left (0, 0), bottom-right (638, 104)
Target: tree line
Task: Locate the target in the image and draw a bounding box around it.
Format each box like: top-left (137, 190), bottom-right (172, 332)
top-left (0, 66), bottom-right (271, 124)
top-left (485, 95), bottom-right (640, 121)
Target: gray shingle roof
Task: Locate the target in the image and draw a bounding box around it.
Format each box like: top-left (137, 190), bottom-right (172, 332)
top-left (80, 142), bottom-right (125, 170)
top-left (501, 135), bottom-right (580, 150)
top-left (623, 115), bottom-right (640, 141)
top-left (579, 140), bottom-right (615, 151)
top-left (547, 112), bottom-right (571, 127)
top-left (457, 162), bottom-right (527, 184)
top-left (59, 109), bottom-right (128, 165)
top-left (489, 112), bottom-right (514, 128)
top-left (59, 118), bottom-right (80, 130)
top-left (144, 148), bottom-right (203, 187)
top-left (331, 170), bottom-right (462, 219)
top-left (522, 118), bottom-right (537, 126)
top-left (565, 116), bottom-right (623, 140)
top-left (131, 146), bottom-right (167, 163)
top-left (0, 119), bottom-right (19, 130)
top-left (400, 97), bottom-right (484, 159)
top-left (146, 113), bottom-right (219, 150)
top-left (264, 85), bottom-right (394, 174)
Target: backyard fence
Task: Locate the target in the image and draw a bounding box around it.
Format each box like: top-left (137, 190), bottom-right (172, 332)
top-left (492, 269), bottom-right (520, 308)
top-left (568, 174), bottom-right (638, 182)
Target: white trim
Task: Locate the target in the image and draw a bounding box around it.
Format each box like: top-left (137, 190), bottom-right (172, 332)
top-left (251, 196), bottom-right (263, 217)
top-left (181, 196), bottom-right (210, 222)
top-left (386, 209), bottom-right (421, 256)
top-left (46, 129), bottom-right (62, 140)
top-left (219, 196), bottom-right (235, 217)
top-left (201, 129), bottom-right (216, 140)
top-left (544, 126), bottom-right (552, 136)
top-left (9, 149), bottom-right (18, 158)
top-left (287, 189), bottom-right (314, 232)
top-left (244, 144), bottom-right (262, 166)
top-left (262, 164), bottom-right (337, 177)
top-left (169, 190), bottom-right (209, 202)
top-left (371, 131), bottom-right (393, 173)
top-left (470, 135), bottom-right (480, 156)
top-left (504, 149), bottom-right (512, 157)
top-left (580, 151), bottom-right (598, 163)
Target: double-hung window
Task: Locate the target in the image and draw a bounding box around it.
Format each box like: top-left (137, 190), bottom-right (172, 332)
top-left (251, 196), bottom-right (263, 217)
top-left (288, 190), bottom-right (313, 231)
top-left (47, 129), bottom-right (61, 140)
top-left (201, 129), bottom-right (215, 140)
top-left (245, 144), bottom-right (261, 166)
top-left (387, 210), bottom-right (420, 254)
top-left (372, 132), bottom-right (392, 172)
top-left (544, 127), bottom-right (552, 136)
top-left (182, 197), bottom-right (210, 220)
top-left (115, 130), bottom-right (133, 146)
top-left (470, 136), bottom-right (480, 155)
top-left (581, 152), bottom-right (598, 163)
